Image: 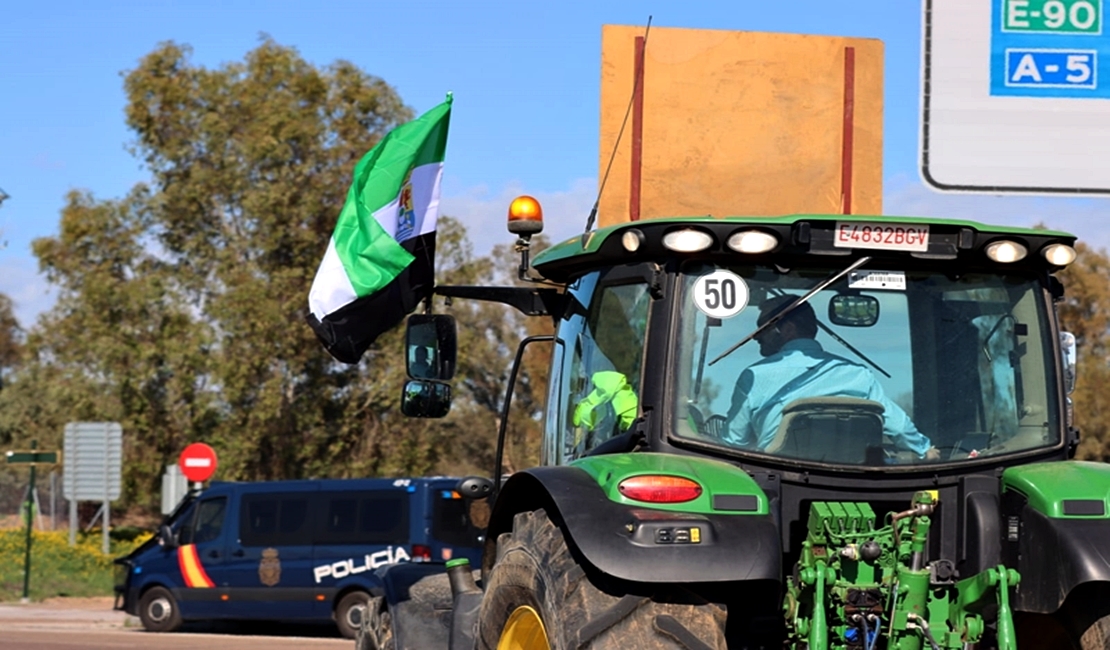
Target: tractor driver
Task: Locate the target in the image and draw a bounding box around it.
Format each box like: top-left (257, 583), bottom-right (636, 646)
top-left (724, 295), bottom-right (940, 460)
top-left (410, 347), bottom-right (434, 379)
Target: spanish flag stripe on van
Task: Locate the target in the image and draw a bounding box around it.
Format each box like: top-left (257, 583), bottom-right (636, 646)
top-left (177, 544), bottom-right (215, 588)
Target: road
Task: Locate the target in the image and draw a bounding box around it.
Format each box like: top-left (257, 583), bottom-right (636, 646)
top-left (0, 597), bottom-right (351, 649)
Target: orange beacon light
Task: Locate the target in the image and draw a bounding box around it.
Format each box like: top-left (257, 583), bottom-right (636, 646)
top-left (507, 195), bottom-right (544, 236)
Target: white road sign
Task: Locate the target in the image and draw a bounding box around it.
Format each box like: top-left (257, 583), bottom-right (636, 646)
top-left (922, 0), bottom-right (1110, 194)
top-left (62, 422), bottom-right (122, 501)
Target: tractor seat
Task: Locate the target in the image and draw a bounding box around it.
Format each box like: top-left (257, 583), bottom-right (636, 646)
top-left (764, 397), bottom-right (885, 464)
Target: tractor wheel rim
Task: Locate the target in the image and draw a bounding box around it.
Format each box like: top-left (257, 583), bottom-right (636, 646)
top-left (497, 605), bottom-right (550, 650)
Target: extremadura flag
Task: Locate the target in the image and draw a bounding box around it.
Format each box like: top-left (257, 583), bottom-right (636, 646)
top-left (307, 96), bottom-right (451, 363)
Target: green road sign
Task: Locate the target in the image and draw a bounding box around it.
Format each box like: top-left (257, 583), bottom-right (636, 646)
top-left (1002, 0), bottom-right (1102, 34)
top-left (6, 450), bottom-right (58, 464)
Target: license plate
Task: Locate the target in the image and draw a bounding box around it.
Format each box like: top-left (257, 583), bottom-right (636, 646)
top-left (834, 221), bottom-right (930, 252)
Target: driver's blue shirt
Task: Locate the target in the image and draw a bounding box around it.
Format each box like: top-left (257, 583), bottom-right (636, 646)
top-left (725, 338), bottom-right (932, 456)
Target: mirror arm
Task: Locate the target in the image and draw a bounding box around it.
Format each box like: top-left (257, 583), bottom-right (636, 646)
top-left (434, 285), bottom-right (563, 317)
top-left (492, 335), bottom-right (555, 503)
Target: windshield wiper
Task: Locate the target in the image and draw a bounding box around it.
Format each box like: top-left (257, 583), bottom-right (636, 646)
top-left (708, 256), bottom-right (873, 366)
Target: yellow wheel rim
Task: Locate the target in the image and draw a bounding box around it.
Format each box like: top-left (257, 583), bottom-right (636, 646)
top-left (497, 605), bottom-right (550, 650)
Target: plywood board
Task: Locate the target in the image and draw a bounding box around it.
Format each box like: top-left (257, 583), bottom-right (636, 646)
top-left (599, 25), bottom-right (884, 226)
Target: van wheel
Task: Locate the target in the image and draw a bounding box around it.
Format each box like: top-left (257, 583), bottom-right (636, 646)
top-left (336, 591), bottom-right (371, 640)
top-left (477, 509), bottom-right (728, 650)
top-left (138, 586), bottom-right (182, 633)
top-left (357, 596), bottom-right (395, 650)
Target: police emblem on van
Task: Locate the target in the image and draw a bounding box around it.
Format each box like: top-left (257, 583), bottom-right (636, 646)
top-left (259, 548), bottom-right (281, 586)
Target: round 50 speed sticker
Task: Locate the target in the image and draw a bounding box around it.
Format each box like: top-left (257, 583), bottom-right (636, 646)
top-left (693, 270), bottom-right (749, 319)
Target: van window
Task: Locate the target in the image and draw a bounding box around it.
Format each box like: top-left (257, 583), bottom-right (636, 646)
top-left (432, 492), bottom-right (482, 547)
top-left (315, 491), bottom-right (410, 545)
top-left (174, 501), bottom-right (197, 545)
top-left (240, 493), bottom-right (312, 546)
top-left (193, 497), bottom-right (227, 544)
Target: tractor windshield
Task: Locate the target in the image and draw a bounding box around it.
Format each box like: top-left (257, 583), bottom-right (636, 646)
top-left (672, 262), bottom-right (1061, 467)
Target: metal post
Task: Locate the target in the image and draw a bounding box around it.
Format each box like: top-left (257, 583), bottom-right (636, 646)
top-left (103, 499), bottom-right (110, 555)
top-left (32, 487), bottom-right (43, 531)
top-left (50, 471), bottom-right (56, 531)
top-left (69, 497), bottom-right (76, 547)
top-left (103, 429), bottom-right (110, 555)
top-left (22, 441), bottom-right (37, 603)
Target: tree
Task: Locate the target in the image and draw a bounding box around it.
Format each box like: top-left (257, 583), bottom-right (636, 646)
top-left (1057, 241), bottom-right (1110, 461)
top-left (0, 293), bottom-right (19, 392)
top-left (2, 39), bottom-right (430, 507)
top-left (1, 39), bottom-right (550, 510)
top-left (121, 39), bottom-right (416, 485)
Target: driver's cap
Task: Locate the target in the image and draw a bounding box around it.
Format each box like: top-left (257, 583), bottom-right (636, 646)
top-left (757, 295), bottom-right (815, 327)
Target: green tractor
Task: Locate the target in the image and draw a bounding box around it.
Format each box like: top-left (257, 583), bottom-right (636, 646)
top-left (365, 204), bottom-right (1110, 650)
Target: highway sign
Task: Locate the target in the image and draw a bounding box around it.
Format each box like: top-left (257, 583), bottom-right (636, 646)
top-left (993, 0), bottom-right (1108, 98)
top-left (179, 443), bottom-right (218, 483)
top-left (62, 422), bottom-right (122, 501)
top-left (1000, 0), bottom-right (1101, 34)
top-left (922, 0), bottom-right (1110, 194)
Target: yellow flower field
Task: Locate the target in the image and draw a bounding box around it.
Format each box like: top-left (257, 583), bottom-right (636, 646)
top-left (0, 529), bottom-right (152, 602)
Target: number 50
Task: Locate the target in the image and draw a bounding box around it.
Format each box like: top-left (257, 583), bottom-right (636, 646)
top-left (703, 278), bottom-right (736, 310)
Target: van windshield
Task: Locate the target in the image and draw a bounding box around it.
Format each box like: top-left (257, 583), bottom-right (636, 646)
top-left (672, 263), bottom-right (1061, 467)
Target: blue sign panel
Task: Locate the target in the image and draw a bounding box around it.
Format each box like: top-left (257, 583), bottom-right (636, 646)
top-left (992, 0), bottom-right (1110, 97)
top-left (1005, 48), bottom-right (1097, 87)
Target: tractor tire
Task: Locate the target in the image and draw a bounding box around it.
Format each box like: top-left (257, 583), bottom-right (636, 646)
top-left (1080, 617), bottom-right (1110, 650)
top-left (1017, 611), bottom-right (1110, 649)
top-left (336, 590), bottom-right (371, 640)
top-left (357, 596), bottom-right (395, 650)
top-left (477, 509), bottom-right (728, 650)
top-left (138, 586), bottom-right (183, 633)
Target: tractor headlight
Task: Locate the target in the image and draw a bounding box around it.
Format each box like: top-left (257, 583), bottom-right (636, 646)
top-left (662, 229), bottom-right (713, 253)
top-left (1041, 243), bottom-right (1077, 266)
top-left (727, 230), bottom-right (779, 254)
top-left (621, 229), bottom-right (645, 252)
top-left (985, 240), bottom-right (1027, 263)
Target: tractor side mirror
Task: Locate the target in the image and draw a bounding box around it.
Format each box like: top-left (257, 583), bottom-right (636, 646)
top-left (401, 380), bottom-right (452, 418)
top-left (405, 314), bottom-right (457, 380)
top-left (829, 294), bottom-right (880, 327)
top-left (456, 476), bottom-right (494, 499)
top-left (1060, 331), bottom-right (1077, 395)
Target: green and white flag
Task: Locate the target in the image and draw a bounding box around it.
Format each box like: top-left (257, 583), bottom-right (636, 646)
top-left (307, 96), bottom-right (451, 363)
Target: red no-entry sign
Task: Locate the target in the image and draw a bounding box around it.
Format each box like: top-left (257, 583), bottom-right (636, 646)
top-left (179, 443), bottom-right (218, 483)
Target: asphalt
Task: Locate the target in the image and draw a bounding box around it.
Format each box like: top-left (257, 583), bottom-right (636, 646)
top-left (0, 597), bottom-right (351, 649)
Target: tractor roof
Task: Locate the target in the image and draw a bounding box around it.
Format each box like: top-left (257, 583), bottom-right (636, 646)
top-left (531, 214), bottom-right (1076, 283)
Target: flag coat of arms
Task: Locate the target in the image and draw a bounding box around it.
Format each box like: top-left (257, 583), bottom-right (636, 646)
top-left (307, 96), bottom-right (451, 363)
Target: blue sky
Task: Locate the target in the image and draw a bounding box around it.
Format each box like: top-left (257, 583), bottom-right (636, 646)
top-left (2, 0), bottom-right (1108, 326)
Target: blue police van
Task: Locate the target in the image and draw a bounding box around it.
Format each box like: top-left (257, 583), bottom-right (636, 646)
top-left (114, 477), bottom-right (483, 638)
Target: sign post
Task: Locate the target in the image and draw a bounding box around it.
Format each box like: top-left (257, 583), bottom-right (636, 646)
top-left (6, 441), bottom-right (60, 603)
top-left (178, 443), bottom-right (218, 487)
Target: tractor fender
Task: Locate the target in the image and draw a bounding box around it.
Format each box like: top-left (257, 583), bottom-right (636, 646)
top-left (1003, 461), bottom-right (1110, 613)
top-left (484, 464), bottom-right (781, 585)
top-left (1011, 505), bottom-right (1110, 613)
